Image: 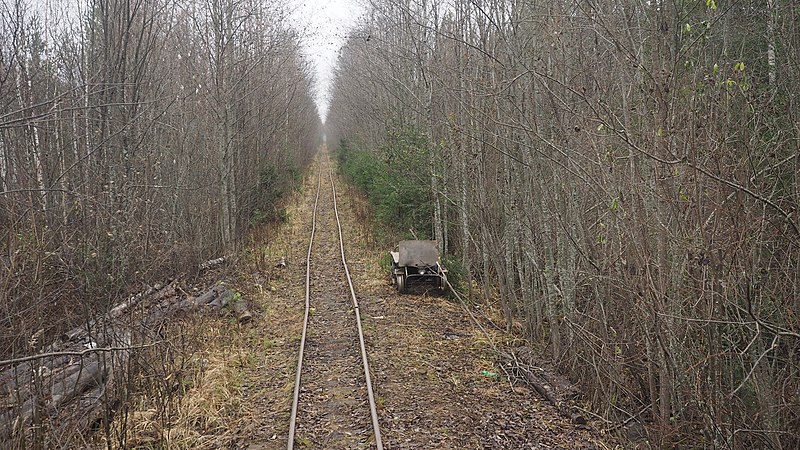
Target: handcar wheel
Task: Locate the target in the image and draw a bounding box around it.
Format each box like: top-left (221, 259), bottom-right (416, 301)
top-left (396, 274), bottom-right (406, 293)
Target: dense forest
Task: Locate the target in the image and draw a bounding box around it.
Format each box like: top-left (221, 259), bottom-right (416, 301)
top-left (326, 0), bottom-right (799, 447)
top-left (0, 0), bottom-right (319, 359)
top-left (1, 0), bottom-right (799, 447)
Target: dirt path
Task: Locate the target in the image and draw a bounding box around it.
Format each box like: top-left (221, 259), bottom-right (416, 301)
top-left (147, 152), bottom-right (612, 449)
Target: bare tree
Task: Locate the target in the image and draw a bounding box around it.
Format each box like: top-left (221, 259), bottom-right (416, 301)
top-left (0, 0), bottom-right (321, 443)
top-left (327, 0), bottom-right (800, 447)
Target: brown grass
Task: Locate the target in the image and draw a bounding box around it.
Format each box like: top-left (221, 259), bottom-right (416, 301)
top-left (109, 160), bottom-right (322, 449)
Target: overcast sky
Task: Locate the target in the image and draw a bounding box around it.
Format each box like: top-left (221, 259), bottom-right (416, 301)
top-left (28, 0), bottom-right (360, 122)
top-left (287, 0), bottom-right (365, 122)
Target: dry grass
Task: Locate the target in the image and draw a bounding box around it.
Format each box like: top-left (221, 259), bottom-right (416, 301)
top-left (110, 159), bottom-right (322, 449)
top-left (107, 320), bottom-right (254, 449)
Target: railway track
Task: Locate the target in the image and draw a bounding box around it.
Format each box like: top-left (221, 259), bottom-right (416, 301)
top-left (287, 156), bottom-right (383, 449)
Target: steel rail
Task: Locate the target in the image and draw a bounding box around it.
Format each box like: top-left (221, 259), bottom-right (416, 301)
top-left (287, 163), bottom-right (321, 449)
top-left (287, 157), bottom-right (383, 450)
top-left (328, 165), bottom-right (384, 450)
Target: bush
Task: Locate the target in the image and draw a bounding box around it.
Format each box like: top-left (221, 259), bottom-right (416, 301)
top-left (249, 161), bottom-right (297, 225)
top-left (336, 125), bottom-right (434, 238)
top-left (441, 254), bottom-right (466, 296)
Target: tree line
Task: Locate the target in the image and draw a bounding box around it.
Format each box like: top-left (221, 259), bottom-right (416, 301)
top-left (326, 0), bottom-right (799, 447)
top-left (0, 0), bottom-right (320, 358)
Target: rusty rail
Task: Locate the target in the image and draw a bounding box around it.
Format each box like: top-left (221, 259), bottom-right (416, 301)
top-left (286, 159), bottom-right (321, 449)
top-left (287, 158), bottom-right (383, 450)
top-left (329, 164), bottom-right (384, 450)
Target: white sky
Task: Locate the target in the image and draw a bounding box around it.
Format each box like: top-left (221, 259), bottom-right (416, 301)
top-left (286, 0), bottom-right (365, 123)
top-left (26, 0), bottom-right (359, 123)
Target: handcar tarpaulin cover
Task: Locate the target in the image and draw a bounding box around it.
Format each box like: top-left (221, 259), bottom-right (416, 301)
top-left (398, 240), bottom-right (439, 267)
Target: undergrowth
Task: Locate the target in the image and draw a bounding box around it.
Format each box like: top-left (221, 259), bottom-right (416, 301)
top-left (335, 127), bottom-right (433, 240)
top-left (335, 133), bottom-right (466, 295)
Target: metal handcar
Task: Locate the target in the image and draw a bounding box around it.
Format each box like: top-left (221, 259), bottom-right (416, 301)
top-left (389, 240), bottom-right (448, 293)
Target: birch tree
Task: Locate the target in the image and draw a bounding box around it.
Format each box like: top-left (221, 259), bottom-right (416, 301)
top-left (327, 0), bottom-right (800, 446)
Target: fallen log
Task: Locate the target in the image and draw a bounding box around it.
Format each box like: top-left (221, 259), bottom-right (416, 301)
top-left (50, 357), bottom-right (104, 406)
top-left (0, 282), bottom-right (236, 446)
top-left (233, 296), bottom-right (252, 324)
top-left (501, 351), bottom-right (559, 406)
top-left (198, 257), bottom-right (226, 271)
top-left (501, 348), bottom-right (587, 425)
top-left (206, 286), bottom-right (232, 308)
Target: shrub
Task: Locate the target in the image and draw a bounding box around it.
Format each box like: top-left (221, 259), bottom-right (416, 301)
top-left (336, 125), bottom-right (434, 238)
top-left (441, 254), bottom-right (466, 296)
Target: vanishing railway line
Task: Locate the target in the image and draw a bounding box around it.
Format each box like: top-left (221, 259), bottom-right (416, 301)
top-left (287, 155), bottom-right (383, 449)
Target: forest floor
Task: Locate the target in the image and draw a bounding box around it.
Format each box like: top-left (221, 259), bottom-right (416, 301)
top-left (125, 154), bottom-right (616, 449)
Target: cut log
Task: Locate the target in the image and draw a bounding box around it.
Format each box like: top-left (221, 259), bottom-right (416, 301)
top-left (233, 296), bottom-right (252, 324)
top-left (198, 257), bottom-right (225, 271)
top-left (0, 281), bottom-right (231, 445)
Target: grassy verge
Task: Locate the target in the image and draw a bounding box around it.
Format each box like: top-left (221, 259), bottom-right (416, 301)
top-left (109, 161), bottom-right (318, 449)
